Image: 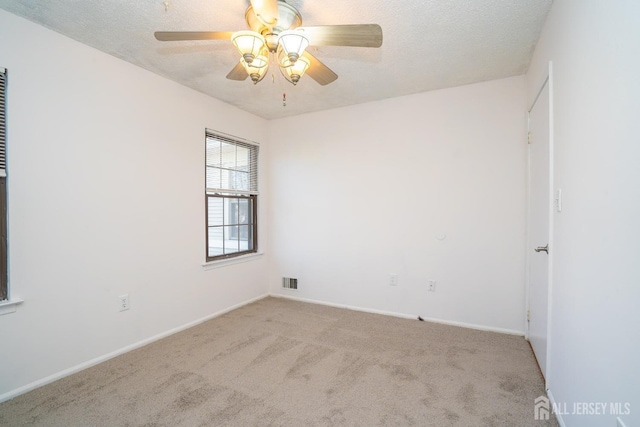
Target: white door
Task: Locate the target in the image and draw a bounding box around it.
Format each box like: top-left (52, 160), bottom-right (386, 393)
top-left (528, 78), bottom-right (551, 378)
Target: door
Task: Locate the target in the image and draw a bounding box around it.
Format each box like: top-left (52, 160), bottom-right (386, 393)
top-left (528, 78), bottom-right (551, 379)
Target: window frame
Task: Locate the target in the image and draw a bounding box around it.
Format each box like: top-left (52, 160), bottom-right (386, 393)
top-left (204, 130), bottom-right (259, 262)
top-left (205, 193), bottom-right (257, 261)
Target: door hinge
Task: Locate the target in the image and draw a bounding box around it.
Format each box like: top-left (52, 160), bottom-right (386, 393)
top-left (526, 310), bottom-right (531, 322)
top-left (527, 131), bottom-right (532, 145)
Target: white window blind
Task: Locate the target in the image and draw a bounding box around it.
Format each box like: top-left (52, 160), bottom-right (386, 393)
top-left (205, 130), bottom-right (258, 195)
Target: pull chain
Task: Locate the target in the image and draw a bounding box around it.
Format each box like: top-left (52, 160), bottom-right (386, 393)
top-left (283, 93), bottom-right (286, 107)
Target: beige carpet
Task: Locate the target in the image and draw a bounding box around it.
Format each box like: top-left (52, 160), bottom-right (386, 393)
top-left (0, 297), bottom-right (558, 426)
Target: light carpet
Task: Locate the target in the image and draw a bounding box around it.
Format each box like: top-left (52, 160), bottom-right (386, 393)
top-left (0, 297), bottom-right (558, 426)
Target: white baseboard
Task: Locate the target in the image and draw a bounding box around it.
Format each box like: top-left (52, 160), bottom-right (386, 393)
top-left (416, 314), bottom-right (524, 336)
top-left (547, 388), bottom-right (567, 427)
top-left (271, 293), bottom-right (418, 320)
top-left (270, 293), bottom-right (525, 336)
top-left (0, 293), bottom-right (269, 404)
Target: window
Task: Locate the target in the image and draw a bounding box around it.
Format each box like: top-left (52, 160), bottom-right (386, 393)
top-left (205, 130), bottom-right (258, 261)
top-left (0, 68), bottom-right (7, 300)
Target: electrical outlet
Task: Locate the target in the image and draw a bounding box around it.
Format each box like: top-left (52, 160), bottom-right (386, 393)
top-left (390, 274), bottom-right (398, 286)
top-left (118, 294), bottom-right (130, 312)
top-left (428, 280), bottom-right (436, 292)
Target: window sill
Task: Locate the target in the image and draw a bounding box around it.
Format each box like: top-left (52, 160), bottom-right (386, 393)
top-left (0, 298), bottom-right (24, 316)
top-left (202, 252), bottom-right (264, 270)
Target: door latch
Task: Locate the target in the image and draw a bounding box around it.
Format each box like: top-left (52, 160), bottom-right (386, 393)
top-left (534, 244), bottom-right (549, 254)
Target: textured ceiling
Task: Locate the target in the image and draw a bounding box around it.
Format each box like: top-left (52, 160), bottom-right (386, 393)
top-left (0, 0), bottom-right (552, 120)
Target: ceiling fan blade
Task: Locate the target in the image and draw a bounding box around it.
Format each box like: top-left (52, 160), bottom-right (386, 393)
top-left (154, 31), bottom-right (233, 41)
top-left (303, 51), bottom-right (338, 86)
top-left (299, 24), bottom-right (383, 48)
top-left (249, 0), bottom-right (279, 27)
top-left (226, 62), bottom-right (249, 81)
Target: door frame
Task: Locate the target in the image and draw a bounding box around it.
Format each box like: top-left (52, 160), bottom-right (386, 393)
top-left (525, 61), bottom-right (554, 388)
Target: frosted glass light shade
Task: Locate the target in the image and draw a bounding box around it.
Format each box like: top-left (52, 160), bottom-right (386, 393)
top-left (281, 56), bottom-right (310, 85)
top-left (241, 55), bottom-right (269, 84)
top-left (278, 30), bottom-right (309, 64)
top-left (231, 31), bottom-right (266, 64)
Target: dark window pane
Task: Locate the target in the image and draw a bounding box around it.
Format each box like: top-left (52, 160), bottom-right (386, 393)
top-left (238, 225), bottom-right (250, 246)
top-left (207, 197), bottom-right (224, 227)
top-left (238, 198), bottom-right (249, 225)
top-left (224, 226), bottom-right (240, 253)
top-left (207, 227), bottom-right (224, 257)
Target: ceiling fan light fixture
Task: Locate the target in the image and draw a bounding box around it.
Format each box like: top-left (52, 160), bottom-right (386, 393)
top-left (280, 55), bottom-right (310, 85)
top-left (250, 49), bottom-right (269, 68)
top-left (231, 30), bottom-right (266, 65)
top-left (241, 54), bottom-right (269, 84)
top-left (277, 30), bottom-right (309, 64)
top-left (156, 1), bottom-right (383, 89)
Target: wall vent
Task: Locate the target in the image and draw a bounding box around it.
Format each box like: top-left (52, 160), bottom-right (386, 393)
top-left (282, 277), bottom-right (298, 290)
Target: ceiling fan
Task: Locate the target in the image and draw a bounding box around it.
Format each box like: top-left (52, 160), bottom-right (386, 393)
top-left (154, 0), bottom-right (383, 86)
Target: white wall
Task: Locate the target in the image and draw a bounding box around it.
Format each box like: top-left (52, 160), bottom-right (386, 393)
top-left (0, 9), bottom-right (269, 399)
top-left (268, 76), bottom-right (527, 334)
top-left (527, 1), bottom-right (640, 426)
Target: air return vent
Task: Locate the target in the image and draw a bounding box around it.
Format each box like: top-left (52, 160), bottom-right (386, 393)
top-left (282, 277), bottom-right (298, 290)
